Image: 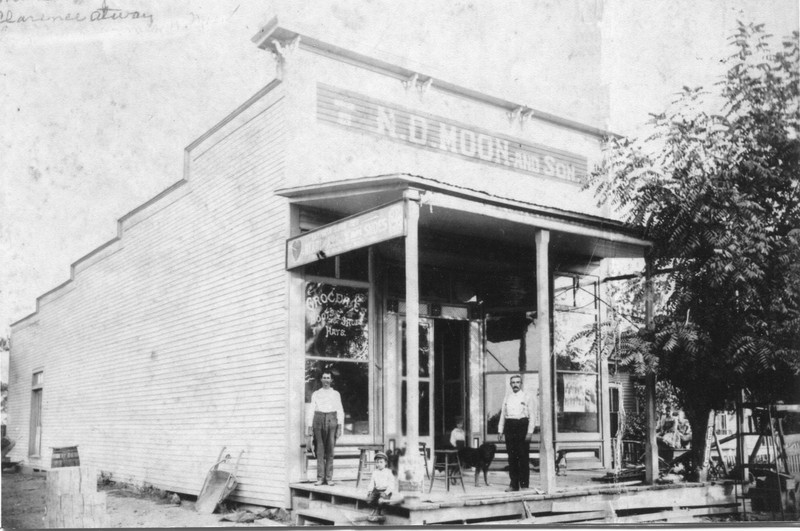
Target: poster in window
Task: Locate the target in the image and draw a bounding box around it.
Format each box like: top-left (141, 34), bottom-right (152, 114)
top-left (305, 283), bottom-right (369, 359)
top-left (563, 373), bottom-right (596, 413)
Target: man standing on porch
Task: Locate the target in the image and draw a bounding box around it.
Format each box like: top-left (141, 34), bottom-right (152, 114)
top-left (306, 371), bottom-right (345, 486)
top-left (498, 375), bottom-right (536, 491)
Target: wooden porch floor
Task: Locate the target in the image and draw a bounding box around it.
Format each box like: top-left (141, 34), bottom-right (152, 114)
top-left (290, 469), bottom-right (740, 525)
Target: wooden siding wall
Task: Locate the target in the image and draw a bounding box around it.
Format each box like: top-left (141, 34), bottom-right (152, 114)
top-left (610, 370), bottom-right (637, 415)
top-left (7, 89), bottom-right (289, 507)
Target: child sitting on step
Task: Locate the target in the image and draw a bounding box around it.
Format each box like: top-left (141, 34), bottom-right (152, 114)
top-left (366, 452), bottom-right (394, 522)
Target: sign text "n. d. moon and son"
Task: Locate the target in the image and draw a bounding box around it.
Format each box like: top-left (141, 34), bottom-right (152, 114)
top-left (317, 84), bottom-right (587, 184)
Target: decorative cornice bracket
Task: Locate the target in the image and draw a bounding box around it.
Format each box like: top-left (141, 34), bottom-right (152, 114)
top-left (417, 77), bottom-right (433, 97)
top-left (271, 35), bottom-right (301, 65)
top-left (508, 106), bottom-right (524, 123)
top-left (507, 106), bottom-right (534, 126)
top-left (402, 73), bottom-right (419, 91)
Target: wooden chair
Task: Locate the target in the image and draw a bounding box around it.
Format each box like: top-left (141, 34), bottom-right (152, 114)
top-left (428, 449), bottom-right (465, 493)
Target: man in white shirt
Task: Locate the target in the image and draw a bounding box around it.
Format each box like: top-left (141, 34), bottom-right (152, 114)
top-left (306, 371), bottom-right (345, 486)
top-left (498, 374), bottom-right (536, 491)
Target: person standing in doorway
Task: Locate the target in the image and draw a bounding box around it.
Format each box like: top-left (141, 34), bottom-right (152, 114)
top-left (306, 371), bottom-right (345, 486)
top-left (498, 374), bottom-right (536, 491)
top-left (449, 416), bottom-right (466, 449)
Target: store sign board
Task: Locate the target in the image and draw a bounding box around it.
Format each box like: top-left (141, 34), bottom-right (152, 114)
top-left (286, 202), bottom-right (406, 269)
top-left (317, 83), bottom-right (588, 184)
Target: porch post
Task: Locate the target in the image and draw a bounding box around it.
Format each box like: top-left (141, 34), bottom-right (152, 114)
top-left (535, 229), bottom-right (555, 493)
top-left (404, 190), bottom-right (421, 453)
top-left (286, 203), bottom-right (306, 499)
top-left (644, 258), bottom-right (659, 484)
top-left (736, 389), bottom-right (747, 481)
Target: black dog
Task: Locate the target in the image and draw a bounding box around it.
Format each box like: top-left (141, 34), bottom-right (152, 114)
top-left (458, 443), bottom-right (497, 486)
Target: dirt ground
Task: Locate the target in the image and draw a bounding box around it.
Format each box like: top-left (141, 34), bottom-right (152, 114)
top-left (1, 470), bottom-right (289, 529)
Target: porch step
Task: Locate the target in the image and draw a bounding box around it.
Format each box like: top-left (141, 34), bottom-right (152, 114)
top-left (295, 502), bottom-right (400, 526)
top-left (295, 509), bottom-right (335, 526)
top-left (291, 483), bottom-right (407, 526)
top-left (508, 499), bottom-right (739, 525)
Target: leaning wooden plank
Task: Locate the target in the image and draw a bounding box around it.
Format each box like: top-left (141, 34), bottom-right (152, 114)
top-left (522, 501), bottom-right (534, 519)
top-left (522, 501), bottom-right (555, 518)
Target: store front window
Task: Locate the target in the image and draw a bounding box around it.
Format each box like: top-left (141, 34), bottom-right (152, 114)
top-left (554, 274), bottom-right (600, 433)
top-left (484, 310), bottom-right (542, 436)
top-left (304, 281), bottom-right (370, 436)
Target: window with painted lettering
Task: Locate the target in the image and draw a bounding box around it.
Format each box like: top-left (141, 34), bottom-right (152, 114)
top-left (305, 282), bottom-right (370, 436)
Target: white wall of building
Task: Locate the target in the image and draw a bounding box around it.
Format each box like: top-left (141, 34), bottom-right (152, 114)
top-left (8, 84), bottom-right (291, 507)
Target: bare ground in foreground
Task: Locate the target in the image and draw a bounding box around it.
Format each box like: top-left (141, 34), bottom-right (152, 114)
top-left (1, 470), bottom-right (288, 529)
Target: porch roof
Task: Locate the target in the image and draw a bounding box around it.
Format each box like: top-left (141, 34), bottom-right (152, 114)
top-left (275, 174), bottom-right (650, 259)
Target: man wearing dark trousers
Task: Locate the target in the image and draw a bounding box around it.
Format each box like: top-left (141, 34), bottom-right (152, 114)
top-left (498, 375), bottom-right (536, 491)
top-left (306, 371), bottom-right (345, 486)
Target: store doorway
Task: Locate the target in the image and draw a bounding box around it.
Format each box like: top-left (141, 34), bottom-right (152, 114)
top-left (433, 319), bottom-right (469, 449)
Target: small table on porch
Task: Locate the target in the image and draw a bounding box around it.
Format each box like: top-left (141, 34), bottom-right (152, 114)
top-left (356, 444), bottom-right (385, 488)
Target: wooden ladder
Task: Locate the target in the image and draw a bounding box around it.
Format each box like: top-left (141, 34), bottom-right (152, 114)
top-left (737, 405), bottom-right (792, 520)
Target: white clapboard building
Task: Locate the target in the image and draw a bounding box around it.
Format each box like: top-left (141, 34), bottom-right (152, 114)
top-left (7, 16), bottom-right (649, 508)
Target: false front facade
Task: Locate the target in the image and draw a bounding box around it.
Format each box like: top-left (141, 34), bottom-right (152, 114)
top-left (7, 17), bottom-right (648, 507)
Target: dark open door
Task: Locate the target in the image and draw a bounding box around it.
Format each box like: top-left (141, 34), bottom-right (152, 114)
top-left (433, 319), bottom-right (469, 448)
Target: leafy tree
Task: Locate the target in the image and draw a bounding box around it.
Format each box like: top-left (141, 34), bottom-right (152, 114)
top-left (587, 22), bottom-right (800, 479)
top-left (623, 380), bottom-right (683, 442)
